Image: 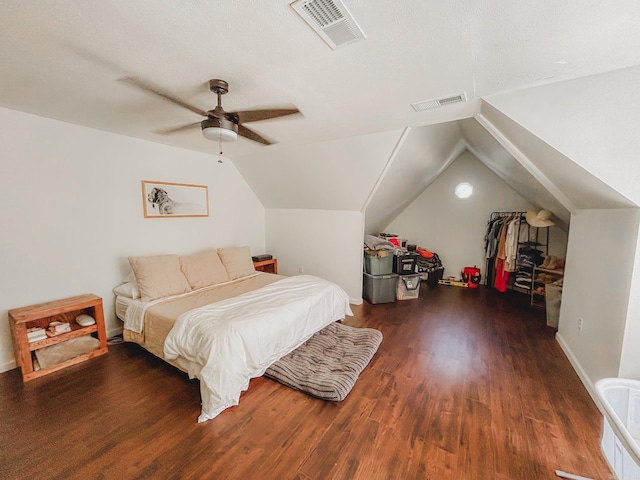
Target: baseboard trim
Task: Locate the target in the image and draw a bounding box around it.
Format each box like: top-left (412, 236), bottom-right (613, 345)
top-left (349, 297), bottom-right (363, 306)
top-left (555, 332), bottom-right (599, 406)
top-left (0, 358), bottom-right (17, 374)
top-left (107, 325), bottom-right (123, 338)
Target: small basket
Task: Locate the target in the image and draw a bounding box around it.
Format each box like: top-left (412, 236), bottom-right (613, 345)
top-left (396, 274), bottom-right (421, 300)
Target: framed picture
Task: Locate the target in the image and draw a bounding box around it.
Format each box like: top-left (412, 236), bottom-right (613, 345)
top-left (142, 180), bottom-right (209, 218)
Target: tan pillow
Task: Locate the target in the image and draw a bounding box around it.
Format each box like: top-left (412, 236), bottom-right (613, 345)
top-left (218, 246), bottom-right (256, 280)
top-left (180, 250), bottom-right (230, 289)
top-left (128, 254), bottom-right (191, 301)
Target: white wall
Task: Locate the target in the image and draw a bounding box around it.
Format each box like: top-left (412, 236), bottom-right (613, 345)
top-left (384, 150), bottom-right (541, 278)
top-left (265, 209), bottom-right (363, 302)
top-left (619, 224), bottom-right (640, 379)
top-left (557, 209), bottom-right (640, 389)
top-left (0, 107), bottom-right (266, 372)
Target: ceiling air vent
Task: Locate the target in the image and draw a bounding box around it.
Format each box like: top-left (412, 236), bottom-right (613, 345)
top-left (291, 0), bottom-right (366, 50)
top-left (411, 92), bottom-right (467, 112)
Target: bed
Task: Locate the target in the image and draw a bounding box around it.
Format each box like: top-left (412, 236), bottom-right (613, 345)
top-left (115, 246), bottom-right (353, 422)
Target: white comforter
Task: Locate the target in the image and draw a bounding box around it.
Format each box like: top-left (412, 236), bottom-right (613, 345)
top-left (163, 275), bottom-right (353, 422)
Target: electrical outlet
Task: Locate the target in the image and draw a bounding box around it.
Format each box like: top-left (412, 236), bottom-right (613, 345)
top-left (299, 266), bottom-right (304, 273)
top-left (578, 317), bottom-right (584, 331)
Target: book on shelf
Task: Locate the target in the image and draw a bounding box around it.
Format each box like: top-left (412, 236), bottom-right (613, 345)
top-left (28, 334), bottom-right (47, 342)
top-left (27, 327), bottom-right (47, 343)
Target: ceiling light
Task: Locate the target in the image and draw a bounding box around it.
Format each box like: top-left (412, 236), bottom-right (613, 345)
top-left (455, 182), bottom-right (473, 199)
top-left (201, 117), bottom-right (238, 142)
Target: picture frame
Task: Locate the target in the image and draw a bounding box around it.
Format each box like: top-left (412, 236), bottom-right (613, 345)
top-left (142, 180), bottom-right (209, 218)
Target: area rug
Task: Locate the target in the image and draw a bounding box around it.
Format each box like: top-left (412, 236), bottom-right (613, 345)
top-left (265, 321), bottom-right (383, 401)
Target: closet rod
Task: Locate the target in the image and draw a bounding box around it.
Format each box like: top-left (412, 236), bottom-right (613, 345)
top-left (489, 211), bottom-right (526, 220)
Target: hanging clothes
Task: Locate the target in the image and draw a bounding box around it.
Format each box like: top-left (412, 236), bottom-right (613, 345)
top-left (504, 217), bottom-right (520, 272)
top-left (494, 258), bottom-right (510, 292)
top-left (485, 212), bottom-right (528, 292)
top-left (494, 215), bottom-right (512, 292)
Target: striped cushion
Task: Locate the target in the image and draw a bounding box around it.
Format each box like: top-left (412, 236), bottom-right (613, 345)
top-left (264, 322), bottom-right (383, 402)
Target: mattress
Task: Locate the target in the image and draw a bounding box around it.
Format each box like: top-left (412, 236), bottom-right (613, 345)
top-left (117, 272), bottom-right (353, 421)
top-left (163, 274), bottom-right (353, 421)
top-left (120, 273), bottom-right (286, 361)
top-left (115, 295), bottom-right (134, 322)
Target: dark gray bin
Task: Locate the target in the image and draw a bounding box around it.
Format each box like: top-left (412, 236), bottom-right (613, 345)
top-left (363, 272), bottom-right (398, 304)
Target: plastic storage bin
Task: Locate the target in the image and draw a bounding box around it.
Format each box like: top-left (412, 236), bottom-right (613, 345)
top-left (364, 252), bottom-right (394, 275)
top-left (396, 274), bottom-right (421, 300)
top-left (363, 272), bottom-right (398, 304)
top-left (426, 267), bottom-right (444, 285)
top-left (596, 378), bottom-right (640, 479)
top-left (393, 253), bottom-right (418, 275)
top-left (545, 283), bottom-right (562, 328)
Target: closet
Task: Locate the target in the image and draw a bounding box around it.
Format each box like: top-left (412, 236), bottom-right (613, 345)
top-left (484, 211), bottom-right (549, 300)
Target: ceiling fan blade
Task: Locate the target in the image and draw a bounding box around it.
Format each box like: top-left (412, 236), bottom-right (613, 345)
top-left (119, 76), bottom-right (209, 117)
top-left (237, 124), bottom-right (274, 145)
top-left (227, 108), bottom-right (300, 123)
top-left (156, 121), bottom-right (202, 135)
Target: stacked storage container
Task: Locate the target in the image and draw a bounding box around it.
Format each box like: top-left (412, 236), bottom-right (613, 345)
top-left (394, 252), bottom-right (421, 300)
top-left (363, 251), bottom-right (397, 304)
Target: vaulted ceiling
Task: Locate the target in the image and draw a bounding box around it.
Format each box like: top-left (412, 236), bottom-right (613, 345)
top-left (2, 1), bottom-right (639, 226)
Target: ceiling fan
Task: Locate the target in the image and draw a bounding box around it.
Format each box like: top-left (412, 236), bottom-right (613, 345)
top-left (119, 76), bottom-right (300, 145)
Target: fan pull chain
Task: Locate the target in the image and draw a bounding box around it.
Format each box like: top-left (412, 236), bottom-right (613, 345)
top-left (218, 130), bottom-right (223, 163)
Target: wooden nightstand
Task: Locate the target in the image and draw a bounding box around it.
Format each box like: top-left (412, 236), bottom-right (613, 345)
top-left (8, 294), bottom-right (108, 382)
top-left (253, 258), bottom-right (278, 274)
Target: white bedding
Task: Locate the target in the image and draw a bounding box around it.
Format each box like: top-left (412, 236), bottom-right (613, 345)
top-left (121, 273), bottom-right (263, 333)
top-left (163, 275), bottom-right (353, 422)
top-left (115, 295), bottom-right (134, 322)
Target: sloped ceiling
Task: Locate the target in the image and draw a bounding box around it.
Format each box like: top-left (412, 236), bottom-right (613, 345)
top-left (1, 2), bottom-right (640, 222)
top-left (232, 129), bottom-right (403, 210)
top-left (482, 66), bottom-right (640, 208)
top-left (478, 101), bottom-right (635, 213)
top-left (364, 123), bottom-right (465, 234)
top-left (459, 117), bottom-right (572, 230)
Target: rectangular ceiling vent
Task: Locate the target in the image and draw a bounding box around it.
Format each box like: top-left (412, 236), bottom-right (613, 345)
top-left (411, 92), bottom-right (467, 112)
top-left (291, 0), bottom-right (366, 50)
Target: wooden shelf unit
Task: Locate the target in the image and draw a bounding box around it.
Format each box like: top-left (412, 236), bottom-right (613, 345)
top-left (9, 294), bottom-right (108, 381)
top-left (530, 267), bottom-right (564, 308)
top-left (253, 258), bottom-right (278, 274)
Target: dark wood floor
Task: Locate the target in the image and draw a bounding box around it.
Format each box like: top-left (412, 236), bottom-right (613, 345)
top-left (0, 284), bottom-right (613, 480)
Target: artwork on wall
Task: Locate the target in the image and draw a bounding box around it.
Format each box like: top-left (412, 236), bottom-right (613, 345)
top-left (142, 180), bottom-right (209, 218)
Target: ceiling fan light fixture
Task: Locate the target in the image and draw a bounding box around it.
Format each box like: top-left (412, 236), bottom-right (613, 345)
top-left (201, 117), bottom-right (238, 142)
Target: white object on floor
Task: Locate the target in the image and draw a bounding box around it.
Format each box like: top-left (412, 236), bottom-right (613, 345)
top-left (596, 378), bottom-right (640, 480)
top-left (555, 470), bottom-right (594, 480)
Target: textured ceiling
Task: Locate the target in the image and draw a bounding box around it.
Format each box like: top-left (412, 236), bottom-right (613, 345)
top-left (1, 1), bottom-right (640, 160)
